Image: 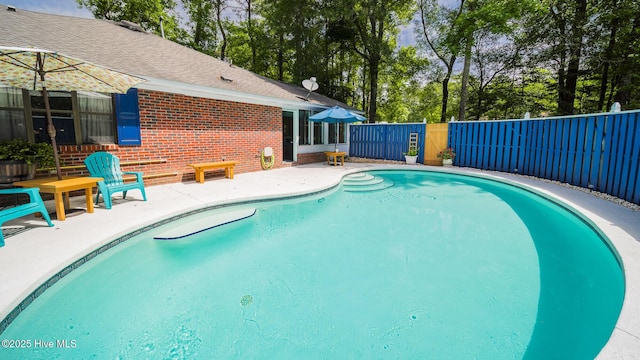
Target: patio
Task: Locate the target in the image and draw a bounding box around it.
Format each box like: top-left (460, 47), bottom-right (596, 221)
top-left (0, 162), bottom-right (638, 358)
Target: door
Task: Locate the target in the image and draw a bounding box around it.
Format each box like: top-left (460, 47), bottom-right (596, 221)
top-left (283, 111), bottom-right (294, 162)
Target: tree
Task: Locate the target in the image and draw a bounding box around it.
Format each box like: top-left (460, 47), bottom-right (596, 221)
top-left (519, 0), bottom-right (593, 115)
top-left (552, 0), bottom-right (589, 115)
top-left (341, 0), bottom-right (415, 123)
top-left (234, 0), bottom-right (259, 72)
top-left (226, 17), bottom-right (281, 78)
top-left (417, 0), bottom-right (464, 123)
top-left (209, 0), bottom-right (230, 60)
top-left (377, 46), bottom-right (430, 123)
top-left (467, 31), bottom-right (519, 119)
top-left (259, 0), bottom-right (323, 83)
top-left (182, 0), bottom-right (217, 55)
top-left (593, 0), bottom-right (640, 109)
top-left (76, 0), bottom-right (183, 41)
top-left (451, 0), bottom-right (531, 121)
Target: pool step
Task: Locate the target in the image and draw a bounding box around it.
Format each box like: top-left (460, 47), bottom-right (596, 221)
top-left (343, 173), bottom-right (375, 183)
top-left (345, 176), bottom-right (384, 186)
top-left (154, 208), bottom-right (256, 240)
top-left (343, 173), bottom-right (394, 192)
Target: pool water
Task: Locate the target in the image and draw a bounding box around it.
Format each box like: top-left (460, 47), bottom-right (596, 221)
top-left (0, 171), bottom-right (624, 359)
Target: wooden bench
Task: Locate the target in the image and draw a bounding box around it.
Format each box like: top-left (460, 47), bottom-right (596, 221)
top-left (187, 161), bottom-right (238, 183)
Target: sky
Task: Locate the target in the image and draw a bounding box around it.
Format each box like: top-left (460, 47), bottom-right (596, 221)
top-left (12, 0), bottom-right (93, 18)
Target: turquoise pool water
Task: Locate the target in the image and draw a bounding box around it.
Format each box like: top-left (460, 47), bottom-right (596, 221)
top-left (0, 170), bottom-right (624, 359)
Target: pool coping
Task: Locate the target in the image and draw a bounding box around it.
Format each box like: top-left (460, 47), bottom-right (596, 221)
top-left (0, 163), bottom-right (638, 357)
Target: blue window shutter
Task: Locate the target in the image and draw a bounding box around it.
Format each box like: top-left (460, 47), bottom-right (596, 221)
top-left (115, 88), bottom-right (142, 146)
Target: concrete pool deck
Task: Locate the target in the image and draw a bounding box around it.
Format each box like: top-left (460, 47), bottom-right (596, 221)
top-left (0, 162), bottom-right (638, 358)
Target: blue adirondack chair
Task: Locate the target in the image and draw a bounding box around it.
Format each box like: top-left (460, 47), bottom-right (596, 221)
top-left (84, 152), bottom-right (147, 210)
top-left (0, 188), bottom-right (54, 246)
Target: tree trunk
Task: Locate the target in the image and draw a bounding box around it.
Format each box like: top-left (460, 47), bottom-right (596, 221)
top-left (441, 77), bottom-right (450, 123)
top-left (247, 0), bottom-right (256, 72)
top-left (554, 8), bottom-right (568, 115)
top-left (277, 33), bottom-right (284, 81)
top-left (612, 11), bottom-right (639, 108)
top-left (598, 0), bottom-right (618, 111)
top-left (193, 7), bottom-right (204, 48)
top-left (215, 2), bottom-right (227, 61)
top-left (607, 75), bottom-right (617, 109)
top-left (368, 57), bottom-right (379, 123)
top-left (558, 0), bottom-right (587, 115)
top-left (361, 65), bottom-right (368, 119)
top-left (440, 57), bottom-right (455, 123)
top-left (458, 38), bottom-right (472, 122)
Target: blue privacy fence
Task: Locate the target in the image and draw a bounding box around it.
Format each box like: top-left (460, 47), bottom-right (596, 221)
top-left (448, 109), bottom-right (640, 205)
top-left (350, 123), bottom-right (426, 162)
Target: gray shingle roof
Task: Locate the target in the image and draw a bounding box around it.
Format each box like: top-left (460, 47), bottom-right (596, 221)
top-left (0, 4), bottom-right (350, 109)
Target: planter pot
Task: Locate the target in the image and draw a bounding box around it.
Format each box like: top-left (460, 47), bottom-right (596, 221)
top-left (405, 155), bottom-right (418, 164)
top-left (442, 158), bottom-right (453, 167)
top-left (0, 160), bottom-right (36, 184)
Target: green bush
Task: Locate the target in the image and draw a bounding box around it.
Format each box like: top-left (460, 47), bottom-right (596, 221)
top-left (0, 138), bottom-right (56, 168)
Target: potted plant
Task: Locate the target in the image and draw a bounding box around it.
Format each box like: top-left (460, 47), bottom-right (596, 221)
top-left (403, 148), bottom-right (419, 164)
top-left (437, 147), bottom-right (456, 166)
top-left (0, 139), bottom-right (56, 183)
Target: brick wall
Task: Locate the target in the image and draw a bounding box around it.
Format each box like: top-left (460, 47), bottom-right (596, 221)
top-left (42, 89), bottom-right (287, 186)
top-left (296, 152), bottom-right (327, 165)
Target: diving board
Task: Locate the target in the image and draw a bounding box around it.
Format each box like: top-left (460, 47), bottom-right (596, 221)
top-left (154, 208), bottom-right (256, 240)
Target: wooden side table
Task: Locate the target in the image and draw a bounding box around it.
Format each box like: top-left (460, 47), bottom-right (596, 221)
top-left (14, 177), bottom-right (103, 221)
top-left (324, 151), bottom-right (346, 166)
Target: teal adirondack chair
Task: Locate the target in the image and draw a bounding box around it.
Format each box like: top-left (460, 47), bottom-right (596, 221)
top-left (0, 188), bottom-right (54, 246)
top-left (84, 152), bottom-right (147, 210)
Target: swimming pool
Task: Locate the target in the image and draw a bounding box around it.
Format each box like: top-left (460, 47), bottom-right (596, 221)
top-left (0, 170), bottom-right (624, 359)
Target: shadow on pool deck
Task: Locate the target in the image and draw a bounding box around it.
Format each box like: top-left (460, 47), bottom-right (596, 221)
top-left (0, 163), bottom-right (638, 358)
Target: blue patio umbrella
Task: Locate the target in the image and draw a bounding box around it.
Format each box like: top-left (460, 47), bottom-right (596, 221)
top-left (309, 106), bottom-right (366, 151)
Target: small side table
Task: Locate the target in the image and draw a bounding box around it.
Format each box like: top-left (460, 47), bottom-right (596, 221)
top-left (324, 151), bottom-right (346, 166)
top-left (14, 177), bottom-right (103, 221)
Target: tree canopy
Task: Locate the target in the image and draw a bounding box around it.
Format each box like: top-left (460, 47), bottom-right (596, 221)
top-left (78, 0), bottom-right (640, 122)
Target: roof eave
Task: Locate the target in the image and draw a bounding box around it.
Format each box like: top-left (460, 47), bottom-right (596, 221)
top-left (138, 77), bottom-right (335, 111)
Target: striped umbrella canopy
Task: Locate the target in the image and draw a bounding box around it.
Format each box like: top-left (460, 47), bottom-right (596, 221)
top-left (0, 46), bottom-right (146, 179)
top-left (0, 46), bottom-right (145, 93)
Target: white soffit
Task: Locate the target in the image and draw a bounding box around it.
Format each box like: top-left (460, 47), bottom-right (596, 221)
top-left (137, 77), bottom-right (328, 112)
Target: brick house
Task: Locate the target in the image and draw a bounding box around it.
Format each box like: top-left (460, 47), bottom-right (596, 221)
top-left (0, 5), bottom-right (358, 185)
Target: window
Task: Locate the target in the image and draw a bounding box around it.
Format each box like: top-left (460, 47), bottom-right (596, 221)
top-left (30, 91), bottom-right (74, 144)
top-left (78, 92), bottom-right (115, 144)
top-left (298, 110), bottom-right (310, 145)
top-left (328, 123), bottom-right (348, 145)
top-left (0, 87), bottom-right (117, 145)
top-left (313, 118), bottom-right (323, 145)
top-left (0, 87), bottom-right (26, 141)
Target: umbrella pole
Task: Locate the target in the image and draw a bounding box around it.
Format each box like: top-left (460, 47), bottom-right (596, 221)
top-left (36, 53), bottom-right (62, 181)
top-left (39, 86), bottom-right (63, 181)
top-left (42, 86), bottom-right (62, 180)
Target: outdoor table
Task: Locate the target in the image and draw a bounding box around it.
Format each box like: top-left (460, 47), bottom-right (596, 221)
top-left (324, 151), bottom-right (346, 166)
top-left (13, 176), bottom-right (103, 221)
